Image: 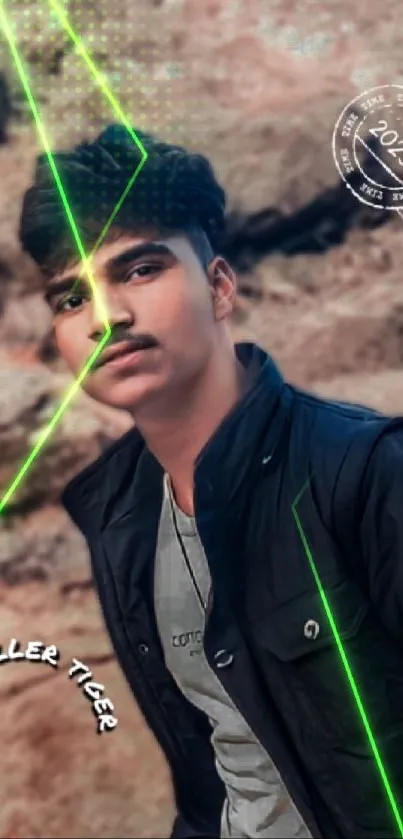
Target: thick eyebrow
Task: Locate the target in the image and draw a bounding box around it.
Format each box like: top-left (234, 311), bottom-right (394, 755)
top-left (44, 241), bottom-right (177, 305)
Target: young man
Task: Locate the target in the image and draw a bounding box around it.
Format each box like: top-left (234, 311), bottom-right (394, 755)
top-left (19, 124), bottom-right (403, 839)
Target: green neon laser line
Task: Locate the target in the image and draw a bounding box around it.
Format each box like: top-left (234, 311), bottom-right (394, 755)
top-left (0, 4), bottom-right (109, 333)
top-left (49, 0), bottom-right (149, 301)
top-left (0, 1), bottom-right (148, 513)
top-left (292, 481), bottom-right (403, 836)
top-left (4, 6), bottom-right (401, 832)
top-left (48, 0), bottom-right (143, 141)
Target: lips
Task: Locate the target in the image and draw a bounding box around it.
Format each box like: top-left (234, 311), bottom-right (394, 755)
top-left (96, 338), bottom-right (156, 368)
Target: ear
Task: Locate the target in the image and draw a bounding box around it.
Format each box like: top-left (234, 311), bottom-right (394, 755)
top-left (207, 256), bottom-right (237, 321)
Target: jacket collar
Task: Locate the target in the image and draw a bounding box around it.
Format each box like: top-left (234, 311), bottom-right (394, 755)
top-left (61, 342), bottom-right (290, 536)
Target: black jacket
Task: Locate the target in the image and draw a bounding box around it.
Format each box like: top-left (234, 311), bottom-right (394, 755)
top-left (61, 343), bottom-right (403, 839)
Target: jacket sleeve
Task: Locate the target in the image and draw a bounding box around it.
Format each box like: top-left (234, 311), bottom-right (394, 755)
top-left (334, 418), bottom-right (403, 646)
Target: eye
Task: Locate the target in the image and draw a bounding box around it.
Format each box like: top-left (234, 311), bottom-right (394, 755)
top-left (125, 262), bottom-right (162, 281)
top-left (55, 293), bottom-right (86, 314)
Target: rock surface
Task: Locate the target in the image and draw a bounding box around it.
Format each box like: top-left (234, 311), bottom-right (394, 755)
top-left (1, 0), bottom-right (403, 836)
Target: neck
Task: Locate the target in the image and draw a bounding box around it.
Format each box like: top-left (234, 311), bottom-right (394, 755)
top-left (133, 343), bottom-right (247, 516)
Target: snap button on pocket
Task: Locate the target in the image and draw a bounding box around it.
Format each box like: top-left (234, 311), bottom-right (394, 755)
top-left (214, 649), bottom-right (234, 668)
top-left (303, 619), bottom-right (320, 640)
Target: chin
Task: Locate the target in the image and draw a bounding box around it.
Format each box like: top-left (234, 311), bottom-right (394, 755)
top-left (88, 377), bottom-right (165, 414)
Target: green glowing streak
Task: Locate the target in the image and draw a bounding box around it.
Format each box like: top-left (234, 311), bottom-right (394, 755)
top-left (0, 339), bottom-right (109, 511)
top-left (48, 0), bottom-right (146, 151)
top-left (0, 1), bottom-right (148, 513)
top-left (292, 483), bottom-right (403, 836)
top-left (0, 4), bottom-right (109, 333)
top-left (3, 9), bottom-right (402, 830)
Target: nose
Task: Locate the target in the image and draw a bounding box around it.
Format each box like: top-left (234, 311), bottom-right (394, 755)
top-left (88, 282), bottom-right (134, 341)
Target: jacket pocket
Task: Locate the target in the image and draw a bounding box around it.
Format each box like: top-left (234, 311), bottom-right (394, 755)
top-left (255, 578), bottom-right (369, 662)
top-left (250, 578), bottom-right (377, 754)
top-left (251, 577), bottom-right (376, 749)
top-left (251, 580), bottom-right (403, 836)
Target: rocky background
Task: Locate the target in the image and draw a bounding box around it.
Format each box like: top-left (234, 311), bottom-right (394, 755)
top-left (1, 0), bottom-right (403, 836)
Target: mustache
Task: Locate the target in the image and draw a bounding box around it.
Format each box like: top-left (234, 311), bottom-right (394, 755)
top-left (92, 332), bottom-right (159, 369)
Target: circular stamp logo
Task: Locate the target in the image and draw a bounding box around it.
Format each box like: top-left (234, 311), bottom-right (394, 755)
top-left (332, 84), bottom-right (403, 210)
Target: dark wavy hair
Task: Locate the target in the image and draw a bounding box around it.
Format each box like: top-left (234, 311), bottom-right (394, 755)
top-left (19, 124), bottom-right (227, 278)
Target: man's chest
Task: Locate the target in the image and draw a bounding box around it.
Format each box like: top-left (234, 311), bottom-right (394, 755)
top-left (153, 483), bottom-right (210, 672)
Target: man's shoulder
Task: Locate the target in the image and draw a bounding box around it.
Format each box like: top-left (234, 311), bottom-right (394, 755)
top-left (61, 423), bottom-right (144, 526)
top-left (292, 382), bottom-right (382, 422)
top-left (288, 383), bottom-right (403, 507)
top-left (290, 383), bottom-right (395, 448)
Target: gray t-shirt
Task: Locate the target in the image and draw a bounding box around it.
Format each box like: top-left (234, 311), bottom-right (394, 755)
top-left (153, 474), bottom-right (311, 838)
